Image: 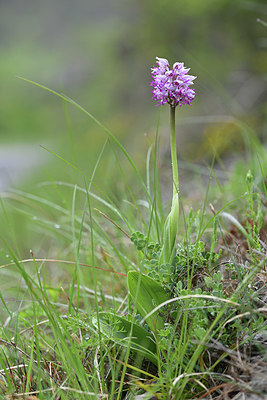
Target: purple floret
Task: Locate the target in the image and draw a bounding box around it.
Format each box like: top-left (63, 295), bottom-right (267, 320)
top-left (151, 57), bottom-right (196, 107)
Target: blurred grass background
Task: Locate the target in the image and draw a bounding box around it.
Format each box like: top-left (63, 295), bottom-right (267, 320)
top-left (0, 0), bottom-right (266, 260)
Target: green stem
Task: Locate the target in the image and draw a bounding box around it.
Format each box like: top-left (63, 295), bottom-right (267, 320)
top-left (159, 105), bottom-right (179, 265)
top-left (170, 105), bottom-right (179, 198)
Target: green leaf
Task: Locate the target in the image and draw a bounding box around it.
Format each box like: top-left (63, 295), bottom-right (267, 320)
top-left (127, 271), bottom-right (169, 331)
top-left (92, 312), bottom-right (158, 365)
top-left (159, 193), bottom-right (179, 265)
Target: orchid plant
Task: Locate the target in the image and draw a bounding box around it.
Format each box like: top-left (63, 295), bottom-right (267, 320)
top-left (95, 58), bottom-right (197, 365)
top-left (151, 57), bottom-right (196, 265)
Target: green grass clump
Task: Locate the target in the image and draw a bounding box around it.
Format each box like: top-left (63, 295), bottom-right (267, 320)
top-left (0, 86), bottom-right (266, 399)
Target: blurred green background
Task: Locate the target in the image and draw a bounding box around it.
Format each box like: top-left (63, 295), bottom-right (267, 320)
top-left (0, 0), bottom-right (266, 259)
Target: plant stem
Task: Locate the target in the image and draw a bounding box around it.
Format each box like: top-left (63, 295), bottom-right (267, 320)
top-left (170, 105), bottom-right (179, 198)
top-left (159, 105), bottom-right (179, 265)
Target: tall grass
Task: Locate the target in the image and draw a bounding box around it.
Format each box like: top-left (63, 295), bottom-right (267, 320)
top-left (0, 81), bottom-right (266, 399)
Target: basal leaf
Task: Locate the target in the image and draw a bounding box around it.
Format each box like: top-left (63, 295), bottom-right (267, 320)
top-left (127, 271), bottom-right (169, 331)
top-left (92, 312), bottom-right (158, 365)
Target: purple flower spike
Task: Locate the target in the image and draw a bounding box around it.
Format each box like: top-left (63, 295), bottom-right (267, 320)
top-left (151, 57), bottom-right (196, 107)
